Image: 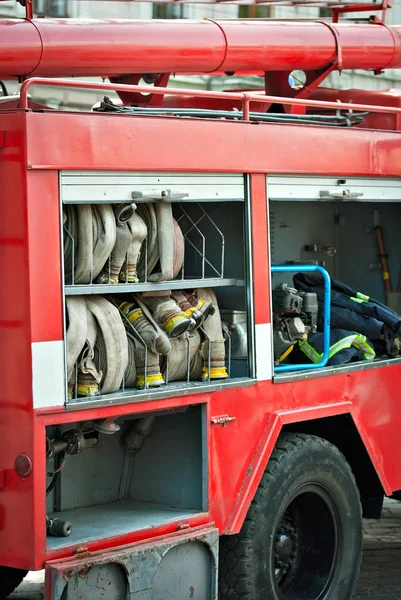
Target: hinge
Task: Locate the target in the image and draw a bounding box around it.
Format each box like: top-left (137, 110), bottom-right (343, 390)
top-left (73, 545), bottom-right (91, 558)
top-left (210, 414), bottom-right (236, 427)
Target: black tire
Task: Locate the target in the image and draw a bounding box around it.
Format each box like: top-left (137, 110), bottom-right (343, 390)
top-left (219, 433), bottom-right (363, 600)
top-left (0, 567), bottom-right (27, 599)
top-left (390, 490), bottom-right (401, 502)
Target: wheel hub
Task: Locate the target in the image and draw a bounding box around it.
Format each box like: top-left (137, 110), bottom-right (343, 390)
top-left (274, 521), bottom-right (298, 575)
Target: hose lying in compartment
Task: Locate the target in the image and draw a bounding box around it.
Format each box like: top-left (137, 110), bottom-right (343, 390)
top-left (120, 299), bottom-right (171, 356)
top-left (138, 293), bottom-right (195, 338)
top-left (161, 331), bottom-right (203, 382)
top-left (65, 296), bottom-right (89, 397)
top-left (126, 331), bottom-right (164, 389)
top-left (120, 299), bottom-right (171, 388)
top-left (120, 209), bottom-right (148, 283)
top-left (196, 288), bottom-right (229, 381)
top-left (64, 202), bottom-right (184, 285)
top-left (87, 296), bottom-right (129, 394)
top-left (136, 203), bottom-right (184, 280)
top-left (97, 204), bottom-right (134, 284)
top-left (77, 310), bottom-right (103, 396)
top-left (66, 287), bottom-right (229, 399)
top-left (172, 290), bottom-right (214, 329)
top-left (63, 204), bottom-right (117, 284)
top-left (97, 204), bottom-right (149, 284)
top-left (66, 295), bottom-right (128, 398)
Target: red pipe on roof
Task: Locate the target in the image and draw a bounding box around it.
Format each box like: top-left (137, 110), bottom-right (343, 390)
top-left (1, 18), bottom-right (401, 78)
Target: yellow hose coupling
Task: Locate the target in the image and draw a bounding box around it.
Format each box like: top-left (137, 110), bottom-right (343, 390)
top-left (201, 367), bottom-right (228, 381)
top-left (136, 373), bottom-right (165, 389)
top-left (77, 383), bottom-right (100, 397)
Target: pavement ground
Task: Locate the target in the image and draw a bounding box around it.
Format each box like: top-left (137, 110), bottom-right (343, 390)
top-left (8, 499), bottom-right (401, 599)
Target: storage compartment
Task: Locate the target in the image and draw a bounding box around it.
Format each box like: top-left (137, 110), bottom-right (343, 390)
top-left (61, 172), bottom-right (255, 407)
top-left (46, 406), bottom-right (206, 550)
top-left (268, 175), bottom-right (401, 375)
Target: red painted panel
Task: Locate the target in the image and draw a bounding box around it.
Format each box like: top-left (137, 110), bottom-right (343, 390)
top-left (0, 108), bottom-right (399, 572)
top-left (27, 171), bottom-right (63, 342)
top-left (0, 112), bottom-right (36, 569)
top-left (25, 112), bottom-right (401, 178)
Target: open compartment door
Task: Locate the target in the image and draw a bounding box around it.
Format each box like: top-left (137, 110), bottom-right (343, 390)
top-left (45, 524), bottom-right (218, 600)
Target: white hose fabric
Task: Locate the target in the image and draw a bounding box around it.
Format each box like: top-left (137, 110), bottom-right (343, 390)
top-left (66, 288), bottom-right (228, 398)
top-left (64, 202), bottom-right (228, 397)
top-left (120, 209), bottom-right (148, 283)
top-left (64, 202), bottom-right (184, 285)
top-left (66, 296), bottom-right (128, 397)
top-left (64, 204), bottom-right (116, 284)
top-left (196, 288), bottom-right (228, 380)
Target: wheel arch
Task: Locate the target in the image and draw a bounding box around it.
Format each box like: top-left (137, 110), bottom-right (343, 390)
top-left (225, 402), bottom-right (390, 534)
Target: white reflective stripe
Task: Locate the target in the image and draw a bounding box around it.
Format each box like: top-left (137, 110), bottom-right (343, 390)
top-left (255, 323), bottom-right (272, 381)
top-left (32, 341), bottom-right (65, 408)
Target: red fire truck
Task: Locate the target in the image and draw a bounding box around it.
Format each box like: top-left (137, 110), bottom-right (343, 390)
top-left (1, 0), bottom-right (401, 597)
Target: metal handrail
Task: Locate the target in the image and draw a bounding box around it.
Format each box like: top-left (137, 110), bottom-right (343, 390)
top-left (18, 77), bottom-right (401, 122)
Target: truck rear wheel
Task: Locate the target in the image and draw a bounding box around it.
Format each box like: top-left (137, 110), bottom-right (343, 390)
top-left (0, 567), bottom-right (27, 599)
top-left (219, 433), bottom-right (363, 600)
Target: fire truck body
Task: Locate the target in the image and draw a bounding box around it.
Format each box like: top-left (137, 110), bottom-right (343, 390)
top-left (1, 6), bottom-right (401, 599)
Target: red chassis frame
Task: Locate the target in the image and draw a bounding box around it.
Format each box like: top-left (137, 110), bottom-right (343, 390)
top-left (1, 88), bottom-right (401, 571)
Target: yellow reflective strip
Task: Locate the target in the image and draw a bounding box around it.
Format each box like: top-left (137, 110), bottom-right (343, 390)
top-left (299, 341), bottom-right (321, 363)
top-left (383, 272), bottom-right (390, 280)
top-left (329, 335), bottom-right (358, 355)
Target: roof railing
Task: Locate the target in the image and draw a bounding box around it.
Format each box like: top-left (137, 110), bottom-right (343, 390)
top-left (0, 0), bottom-right (392, 22)
top-left (17, 78), bottom-right (401, 125)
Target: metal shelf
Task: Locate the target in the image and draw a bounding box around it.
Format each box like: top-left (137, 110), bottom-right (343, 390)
top-left (66, 377), bottom-right (256, 411)
top-left (64, 278), bottom-right (244, 295)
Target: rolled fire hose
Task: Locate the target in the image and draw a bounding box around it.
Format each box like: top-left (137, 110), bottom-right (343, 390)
top-left (196, 288), bottom-right (228, 380)
top-left (77, 310), bottom-right (103, 396)
top-left (172, 290), bottom-right (213, 329)
top-left (136, 204), bottom-right (159, 278)
top-left (161, 331), bottom-right (203, 382)
top-left (67, 296), bottom-right (129, 397)
top-left (120, 209), bottom-right (148, 283)
top-left (136, 203), bottom-right (184, 280)
top-left (65, 296), bottom-right (88, 396)
top-left (97, 204), bottom-right (134, 284)
top-left (126, 331), bottom-right (163, 389)
top-left (64, 204), bottom-right (116, 284)
top-left (121, 299), bottom-right (171, 356)
top-left (138, 294), bottom-right (195, 338)
top-left (125, 332), bottom-right (137, 388)
top-left (86, 297), bottom-right (128, 394)
top-left (73, 205), bottom-right (93, 283)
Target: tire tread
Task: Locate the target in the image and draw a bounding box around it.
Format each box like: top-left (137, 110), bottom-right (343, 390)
top-left (219, 433), bottom-right (362, 599)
